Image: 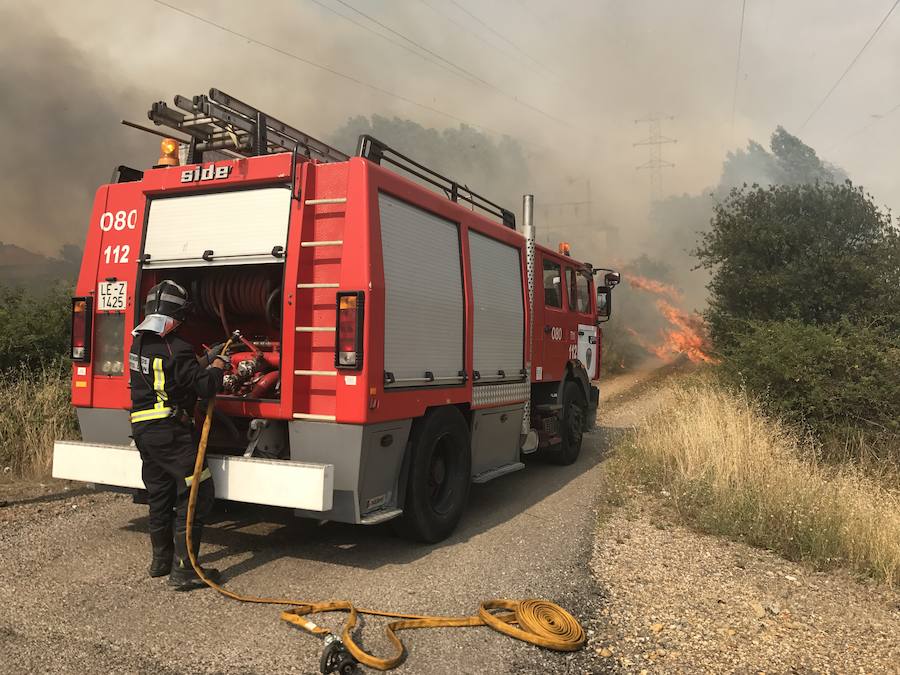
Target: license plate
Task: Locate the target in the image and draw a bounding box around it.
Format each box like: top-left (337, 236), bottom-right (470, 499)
top-left (97, 281), bottom-right (127, 311)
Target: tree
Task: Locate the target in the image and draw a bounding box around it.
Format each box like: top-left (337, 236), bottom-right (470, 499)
top-left (718, 126), bottom-right (847, 196)
top-left (695, 181), bottom-right (899, 348)
top-left (640, 127), bottom-right (847, 312)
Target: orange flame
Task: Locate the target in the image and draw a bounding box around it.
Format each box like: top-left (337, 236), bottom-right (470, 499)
top-left (623, 271), bottom-right (717, 364)
top-left (627, 274), bottom-right (684, 303)
top-left (652, 300), bottom-right (719, 364)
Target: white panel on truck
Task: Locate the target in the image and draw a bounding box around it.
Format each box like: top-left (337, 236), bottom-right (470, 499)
top-left (469, 230), bottom-right (524, 379)
top-left (143, 187), bottom-right (291, 268)
top-left (379, 192), bottom-right (464, 386)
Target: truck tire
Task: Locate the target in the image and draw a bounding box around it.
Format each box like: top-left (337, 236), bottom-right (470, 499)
top-left (551, 381), bottom-right (586, 465)
top-left (393, 407), bottom-right (472, 543)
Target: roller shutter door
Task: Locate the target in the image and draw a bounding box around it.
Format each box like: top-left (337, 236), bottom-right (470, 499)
top-left (379, 193), bottom-right (464, 387)
top-left (143, 187), bottom-right (291, 268)
top-left (469, 230), bottom-right (524, 379)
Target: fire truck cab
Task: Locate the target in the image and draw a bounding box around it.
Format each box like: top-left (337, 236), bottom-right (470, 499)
top-left (54, 90), bottom-right (620, 542)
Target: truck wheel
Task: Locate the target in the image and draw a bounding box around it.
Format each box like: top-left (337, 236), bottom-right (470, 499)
top-left (394, 407), bottom-right (471, 543)
top-left (552, 381), bottom-right (586, 465)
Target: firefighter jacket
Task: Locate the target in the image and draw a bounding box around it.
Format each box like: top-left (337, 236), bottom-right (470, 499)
top-left (129, 332), bottom-right (224, 429)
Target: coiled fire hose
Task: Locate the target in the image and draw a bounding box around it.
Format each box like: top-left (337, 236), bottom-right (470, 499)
top-left (185, 335), bottom-right (586, 672)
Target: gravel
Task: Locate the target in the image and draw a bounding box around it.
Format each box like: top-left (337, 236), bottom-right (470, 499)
top-left (0, 365), bottom-right (672, 674)
top-left (589, 490), bottom-right (900, 672)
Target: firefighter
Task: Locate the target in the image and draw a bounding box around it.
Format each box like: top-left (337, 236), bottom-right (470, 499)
top-left (129, 279), bottom-right (228, 590)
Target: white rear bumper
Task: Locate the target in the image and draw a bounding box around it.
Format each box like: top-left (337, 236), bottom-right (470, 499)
top-left (52, 441), bottom-right (334, 511)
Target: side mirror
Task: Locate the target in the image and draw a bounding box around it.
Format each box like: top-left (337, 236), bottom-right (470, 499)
top-left (597, 286), bottom-right (612, 323)
top-left (604, 271), bottom-right (621, 288)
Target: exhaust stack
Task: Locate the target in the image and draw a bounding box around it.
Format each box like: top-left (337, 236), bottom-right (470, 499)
top-left (520, 194), bottom-right (538, 453)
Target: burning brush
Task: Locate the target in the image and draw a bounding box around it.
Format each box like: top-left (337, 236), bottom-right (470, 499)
top-left (625, 274), bottom-right (718, 364)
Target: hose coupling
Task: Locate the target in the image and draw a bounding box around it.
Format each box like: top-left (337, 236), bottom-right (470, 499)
top-left (319, 634), bottom-right (358, 674)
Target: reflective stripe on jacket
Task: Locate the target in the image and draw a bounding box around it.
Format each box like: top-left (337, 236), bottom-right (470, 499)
top-left (129, 332), bottom-right (223, 429)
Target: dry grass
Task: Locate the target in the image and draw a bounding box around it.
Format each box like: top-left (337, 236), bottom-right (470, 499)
top-left (611, 377), bottom-right (900, 586)
top-left (0, 366), bottom-right (79, 477)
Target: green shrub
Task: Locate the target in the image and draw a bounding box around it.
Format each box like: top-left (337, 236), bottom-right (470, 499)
top-left (0, 283), bottom-right (72, 371)
top-left (695, 181), bottom-right (900, 350)
top-left (720, 319), bottom-right (900, 438)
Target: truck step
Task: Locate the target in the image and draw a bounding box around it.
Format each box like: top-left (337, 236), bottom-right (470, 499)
top-left (359, 508), bottom-right (403, 525)
top-left (472, 462), bottom-right (525, 484)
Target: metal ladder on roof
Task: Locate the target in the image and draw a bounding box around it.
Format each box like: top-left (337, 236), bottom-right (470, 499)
top-left (140, 88), bottom-right (350, 163)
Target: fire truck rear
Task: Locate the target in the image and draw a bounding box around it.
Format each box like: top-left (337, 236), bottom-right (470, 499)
top-left (54, 89), bottom-right (620, 542)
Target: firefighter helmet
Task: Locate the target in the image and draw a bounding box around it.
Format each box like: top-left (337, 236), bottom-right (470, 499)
top-left (133, 280), bottom-right (190, 336)
top-left (144, 280), bottom-right (190, 320)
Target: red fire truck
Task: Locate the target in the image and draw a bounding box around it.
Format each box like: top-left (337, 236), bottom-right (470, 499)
top-left (53, 89), bottom-right (620, 542)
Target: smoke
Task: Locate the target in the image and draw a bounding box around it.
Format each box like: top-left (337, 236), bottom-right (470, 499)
top-left (0, 5), bottom-right (154, 254)
top-left (0, 0), bottom-right (893, 290)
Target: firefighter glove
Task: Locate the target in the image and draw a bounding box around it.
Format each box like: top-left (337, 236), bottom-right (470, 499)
top-left (204, 343), bottom-right (227, 366)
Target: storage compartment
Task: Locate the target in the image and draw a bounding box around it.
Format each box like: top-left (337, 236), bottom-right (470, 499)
top-left (136, 263), bottom-right (284, 402)
top-left (470, 404), bottom-right (525, 477)
top-left (379, 192), bottom-right (465, 387)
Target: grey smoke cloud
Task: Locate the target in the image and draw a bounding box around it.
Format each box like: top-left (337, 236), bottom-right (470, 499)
top-left (1, 0), bottom-right (896, 267)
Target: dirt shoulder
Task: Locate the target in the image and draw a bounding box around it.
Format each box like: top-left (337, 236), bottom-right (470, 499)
top-left (590, 372), bottom-right (900, 673)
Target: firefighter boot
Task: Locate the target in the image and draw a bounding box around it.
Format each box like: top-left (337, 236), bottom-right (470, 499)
top-left (168, 526), bottom-right (220, 590)
top-left (148, 525), bottom-right (174, 578)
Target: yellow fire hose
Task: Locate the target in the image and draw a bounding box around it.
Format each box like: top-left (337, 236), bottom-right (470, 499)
top-left (184, 337), bottom-right (586, 671)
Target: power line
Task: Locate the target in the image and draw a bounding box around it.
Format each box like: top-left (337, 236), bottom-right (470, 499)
top-left (446, 0), bottom-right (561, 82)
top-left (800, 0), bottom-right (900, 131)
top-left (331, 0), bottom-right (483, 86)
top-left (827, 100), bottom-right (900, 152)
top-left (150, 0), bottom-right (517, 138)
top-left (332, 0), bottom-right (572, 128)
top-left (305, 0), bottom-right (482, 87)
top-left (416, 0), bottom-right (533, 73)
top-left (730, 0), bottom-right (747, 141)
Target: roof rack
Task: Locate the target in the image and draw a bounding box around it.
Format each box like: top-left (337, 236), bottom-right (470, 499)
top-left (143, 88), bottom-right (349, 164)
top-left (356, 135), bottom-right (516, 230)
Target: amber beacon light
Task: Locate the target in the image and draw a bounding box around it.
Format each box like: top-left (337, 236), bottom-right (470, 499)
top-left (158, 137), bottom-right (180, 167)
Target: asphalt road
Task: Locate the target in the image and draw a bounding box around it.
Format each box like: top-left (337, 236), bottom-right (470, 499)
top-left (0, 369), bottom-right (662, 674)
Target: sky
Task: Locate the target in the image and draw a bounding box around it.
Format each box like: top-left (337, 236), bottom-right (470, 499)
top-left (2, 0), bottom-right (899, 256)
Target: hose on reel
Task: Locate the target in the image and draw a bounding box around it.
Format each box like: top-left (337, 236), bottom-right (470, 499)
top-left (192, 270), bottom-right (281, 334)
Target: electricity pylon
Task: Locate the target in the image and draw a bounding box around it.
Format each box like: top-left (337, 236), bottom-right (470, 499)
top-left (634, 115), bottom-right (677, 202)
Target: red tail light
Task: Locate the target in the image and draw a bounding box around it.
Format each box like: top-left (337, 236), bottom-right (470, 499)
top-left (71, 297), bottom-right (93, 362)
top-left (335, 292), bottom-right (364, 369)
